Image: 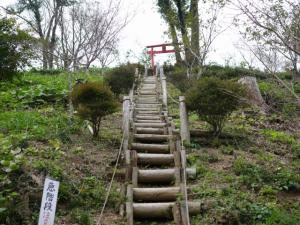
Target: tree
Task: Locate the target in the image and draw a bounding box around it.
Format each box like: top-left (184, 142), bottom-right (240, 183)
top-left (157, 0), bottom-right (227, 76)
top-left (57, 0), bottom-right (127, 70)
top-left (71, 82), bottom-right (118, 137)
top-left (234, 0), bottom-right (300, 77)
top-left (157, 0), bottom-right (183, 65)
top-left (0, 17), bottom-right (33, 80)
top-left (4, 0), bottom-right (75, 69)
top-left (157, 0), bottom-right (199, 66)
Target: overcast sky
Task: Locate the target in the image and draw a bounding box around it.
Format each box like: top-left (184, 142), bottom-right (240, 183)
top-left (1, 0), bottom-right (247, 67)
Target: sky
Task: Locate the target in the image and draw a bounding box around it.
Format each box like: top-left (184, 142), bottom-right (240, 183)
top-left (0, 0), bottom-right (247, 67)
top-left (117, 0), bottom-right (245, 66)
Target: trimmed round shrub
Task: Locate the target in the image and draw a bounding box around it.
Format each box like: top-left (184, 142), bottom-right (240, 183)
top-left (71, 82), bottom-right (118, 137)
top-left (186, 77), bottom-right (246, 136)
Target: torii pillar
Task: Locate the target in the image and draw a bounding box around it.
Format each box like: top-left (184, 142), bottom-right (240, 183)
top-left (146, 43), bottom-right (176, 75)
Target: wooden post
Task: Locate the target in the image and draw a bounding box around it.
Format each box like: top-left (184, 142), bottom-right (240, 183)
top-left (123, 96), bottom-right (131, 151)
top-left (161, 77), bottom-right (167, 107)
top-left (144, 64), bottom-right (148, 76)
top-left (126, 185), bottom-right (133, 225)
top-left (159, 66), bottom-right (164, 80)
top-left (179, 96), bottom-right (190, 144)
top-left (156, 63), bottom-right (160, 76)
top-left (135, 68), bottom-right (139, 78)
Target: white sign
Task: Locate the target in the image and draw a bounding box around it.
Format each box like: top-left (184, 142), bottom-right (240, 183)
top-left (38, 177), bottom-right (60, 225)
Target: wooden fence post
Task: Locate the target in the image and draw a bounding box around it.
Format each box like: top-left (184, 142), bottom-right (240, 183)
top-left (135, 68), bottom-right (139, 78)
top-left (159, 66), bottom-right (164, 79)
top-left (123, 96), bottom-right (131, 151)
top-left (162, 77), bottom-right (168, 107)
top-left (156, 62), bottom-right (160, 76)
top-left (144, 64), bottom-right (148, 76)
top-left (179, 96), bottom-right (190, 144)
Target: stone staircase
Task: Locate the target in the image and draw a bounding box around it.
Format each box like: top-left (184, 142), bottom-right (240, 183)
top-left (124, 75), bottom-right (199, 225)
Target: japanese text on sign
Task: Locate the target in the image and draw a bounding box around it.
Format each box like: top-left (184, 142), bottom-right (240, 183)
top-left (38, 178), bottom-right (60, 225)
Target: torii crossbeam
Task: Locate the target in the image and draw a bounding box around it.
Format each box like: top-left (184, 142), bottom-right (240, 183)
top-left (146, 43), bottom-right (176, 73)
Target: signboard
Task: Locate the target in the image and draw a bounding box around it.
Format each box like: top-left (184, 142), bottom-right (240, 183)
top-left (38, 177), bottom-right (60, 225)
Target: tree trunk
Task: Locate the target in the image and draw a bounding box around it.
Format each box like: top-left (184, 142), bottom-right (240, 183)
top-left (42, 43), bottom-right (48, 70)
top-left (169, 24), bottom-right (183, 65)
top-left (292, 54), bottom-right (299, 79)
top-left (174, 0), bottom-right (192, 65)
top-left (190, 0), bottom-right (200, 62)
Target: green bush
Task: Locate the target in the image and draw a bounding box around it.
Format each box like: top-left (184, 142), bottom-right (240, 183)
top-left (186, 77), bottom-right (246, 136)
top-left (71, 82), bottom-right (118, 137)
top-left (29, 68), bottom-right (64, 75)
top-left (166, 66), bottom-right (196, 93)
top-left (0, 17), bottom-right (33, 80)
top-left (201, 65), bottom-right (266, 80)
top-left (104, 63), bottom-right (141, 96)
top-left (259, 81), bottom-right (300, 116)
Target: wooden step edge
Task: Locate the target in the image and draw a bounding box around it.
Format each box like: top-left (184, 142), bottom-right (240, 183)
top-left (133, 187), bottom-right (180, 202)
top-left (133, 202), bottom-right (201, 219)
top-left (137, 153), bottom-right (174, 165)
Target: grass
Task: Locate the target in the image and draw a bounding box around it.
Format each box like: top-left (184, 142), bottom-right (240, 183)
top-left (0, 71), bottom-right (125, 225)
top-left (167, 79), bottom-right (300, 225)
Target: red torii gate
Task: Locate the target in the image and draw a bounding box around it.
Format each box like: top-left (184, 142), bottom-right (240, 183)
top-left (146, 43), bottom-right (176, 73)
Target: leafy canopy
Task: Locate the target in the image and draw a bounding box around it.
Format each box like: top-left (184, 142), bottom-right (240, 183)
top-left (0, 17), bottom-right (33, 80)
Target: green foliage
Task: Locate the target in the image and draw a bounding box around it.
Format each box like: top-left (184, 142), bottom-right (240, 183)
top-left (259, 81), bottom-right (300, 116)
top-left (0, 133), bottom-right (25, 223)
top-left (0, 110), bottom-right (81, 141)
top-left (220, 145), bottom-right (234, 155)
top-left (186, 77), bottom-right (246, 136)
top-left (29, 68), bottom-right (64, 75)
top-left (104, 63), bottom-right (140, 96)
top-left (17, 84), bottom-right (68, 107)
top-left (166, 66), bottom-right (195, 93)
top-left (202, 65), bottom-right (266, 80)
top-left (0, 72), bottom-right (102, 110)
top-left (233, 157), bottom-right (270, 189)
top-left (166, 65), bottom-right (265, 91)
top-left (0, 17), bottom-right (33, 80)
top-left (71, 82), bottom-right (118, 137)
top-left (259, 207), bottom-right (300, 225)
top-left (261, 129), bottom-right (295, 144)
top-left (233, 158), bottom-right (300, 191)
top-left (70, 208), bottom-right (93, 225)
top-left (291, 143), bottom-right (300, 159)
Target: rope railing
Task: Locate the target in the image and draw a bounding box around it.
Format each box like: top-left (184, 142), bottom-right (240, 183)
top-left (96, 133), bottom-right (124, 225)
top-left (96, 68), bottom-right (139, 225)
